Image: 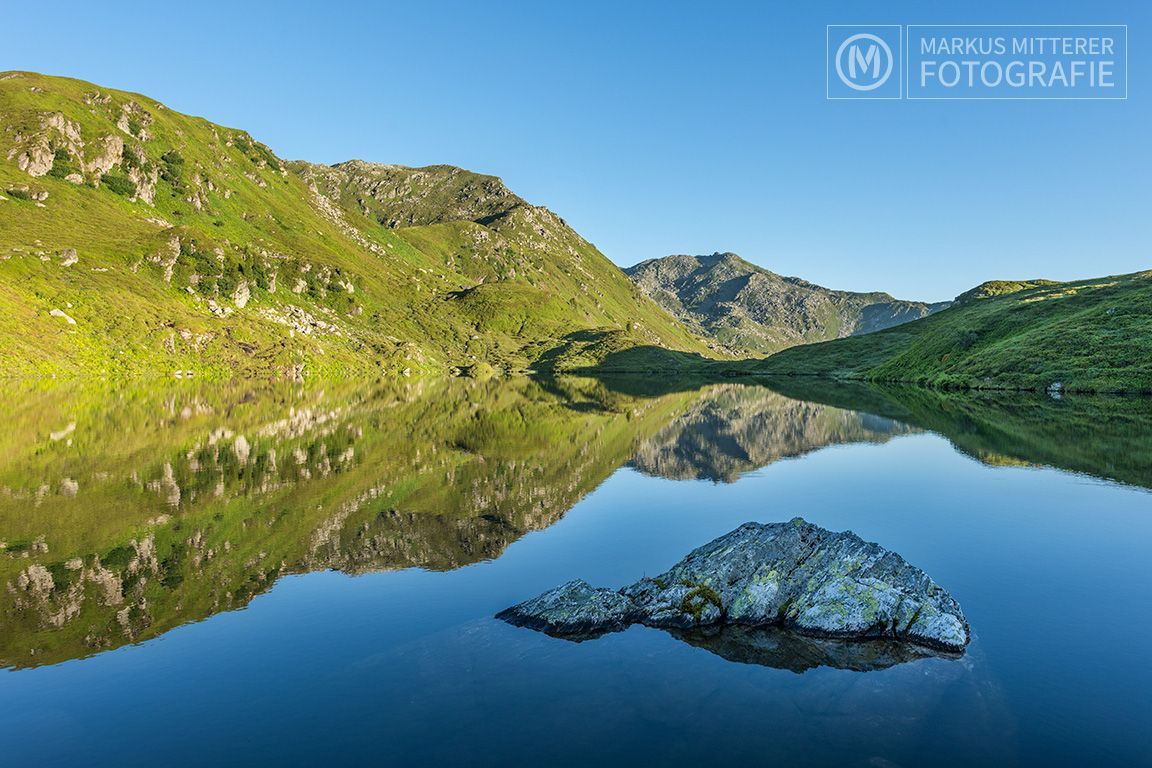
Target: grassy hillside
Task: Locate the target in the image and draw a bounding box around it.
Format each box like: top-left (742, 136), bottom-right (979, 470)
top-left (0, 71), bottom-right (712, 378)
top-left (749, 271), bottom-right (1152, 394)
top-left (952, 279), bottom-right (1059, 305)
top-left (625, 252), bottom-right (947, 355)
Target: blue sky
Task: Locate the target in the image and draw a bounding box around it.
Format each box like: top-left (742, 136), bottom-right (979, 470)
top-left (4, 0), bottom-right (1147, 301)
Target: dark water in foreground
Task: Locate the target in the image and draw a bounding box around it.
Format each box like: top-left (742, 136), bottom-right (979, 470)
top-left (0, 377), bottom-right (1149, 767)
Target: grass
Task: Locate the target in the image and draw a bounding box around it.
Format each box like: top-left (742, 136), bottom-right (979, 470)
top-left (0, 70), bottom-right (714, 379)
top-left (747, 272), bottom-right (1152, 394)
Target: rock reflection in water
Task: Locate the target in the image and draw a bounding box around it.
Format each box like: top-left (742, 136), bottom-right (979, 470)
top-left (671, 625), bottom-right (954, 673)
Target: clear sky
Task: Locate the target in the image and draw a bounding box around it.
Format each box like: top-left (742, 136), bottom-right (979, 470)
top-left (4, 0), bottom-right (1147, 301)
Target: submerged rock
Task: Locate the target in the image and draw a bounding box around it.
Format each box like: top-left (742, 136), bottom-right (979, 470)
top-left (497, 518), bottom-right (969, 652)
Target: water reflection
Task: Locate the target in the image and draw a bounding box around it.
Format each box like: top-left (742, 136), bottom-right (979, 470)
top-left (630, 384), bottom-right (915, 482)
top-left (1, 375), bottom-right (1149, 669)
top-left (756, 376), bottom-right (1152, 490)
top-left (670, 625), bottom-right (955, 673)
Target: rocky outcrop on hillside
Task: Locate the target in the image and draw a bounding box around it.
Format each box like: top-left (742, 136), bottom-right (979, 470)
top-left (294, 161), bottom-right (526, 229)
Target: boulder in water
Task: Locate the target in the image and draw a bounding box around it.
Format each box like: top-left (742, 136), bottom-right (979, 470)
top-left (497, 518), bottom-right (969, 653)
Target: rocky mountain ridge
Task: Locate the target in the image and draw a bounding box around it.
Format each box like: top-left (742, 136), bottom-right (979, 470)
top-left (626, 252), bottom-right (949, 355)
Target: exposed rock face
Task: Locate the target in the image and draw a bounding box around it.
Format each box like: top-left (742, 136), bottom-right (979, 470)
top-left (15, 141), bottom-right (53, 176)
top-left (233, 279), bottom-right (251, 308)
top-left (127, 160), bottom-right (158, 204)
top-left (86, 134), bottom-right (124, 176)
top-left (498, 518), bottom-right (969, 652)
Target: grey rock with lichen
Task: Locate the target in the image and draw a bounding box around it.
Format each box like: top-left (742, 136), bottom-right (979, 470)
top-left (496, 579), bottom-right (641, 638)
top-left (497, 518), bottom-right (969, 652)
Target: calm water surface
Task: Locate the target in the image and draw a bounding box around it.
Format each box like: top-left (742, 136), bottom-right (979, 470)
top-left (1, 377), bottom-right (1149, 767)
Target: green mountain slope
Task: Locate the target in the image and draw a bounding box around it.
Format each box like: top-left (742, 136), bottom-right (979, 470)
top-left (952, 279), bottom-right (1059, 305)
top-left (750, 271), bottom-right (1152, 393)
top-left (0, 71), bottom-right (711, 378)
top-left (625, 252), bottom-right (948, 355)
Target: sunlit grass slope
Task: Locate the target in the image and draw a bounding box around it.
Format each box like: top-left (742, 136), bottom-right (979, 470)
top-left (0, 72), bottom-right (712, 378)
top-left (752, 272), bottom-right (1152, 393)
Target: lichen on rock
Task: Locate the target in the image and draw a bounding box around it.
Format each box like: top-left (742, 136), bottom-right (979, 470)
top-left (496, 579), bottom-right (641, 638)
top-left (497, 518), bottom-right (970, 653)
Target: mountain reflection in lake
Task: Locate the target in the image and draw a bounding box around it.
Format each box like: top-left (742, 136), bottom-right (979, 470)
top-left (1, 376), bottom-right (1150, 767)
top-left (629, 384), bottom-right (916, 482)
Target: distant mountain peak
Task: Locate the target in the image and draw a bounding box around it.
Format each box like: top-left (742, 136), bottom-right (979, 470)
top-left (625, 253), bottom-right (949, 355)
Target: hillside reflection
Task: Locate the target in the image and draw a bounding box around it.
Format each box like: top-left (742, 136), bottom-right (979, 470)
top-left (2, 375), bottom-right (1148, 668)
